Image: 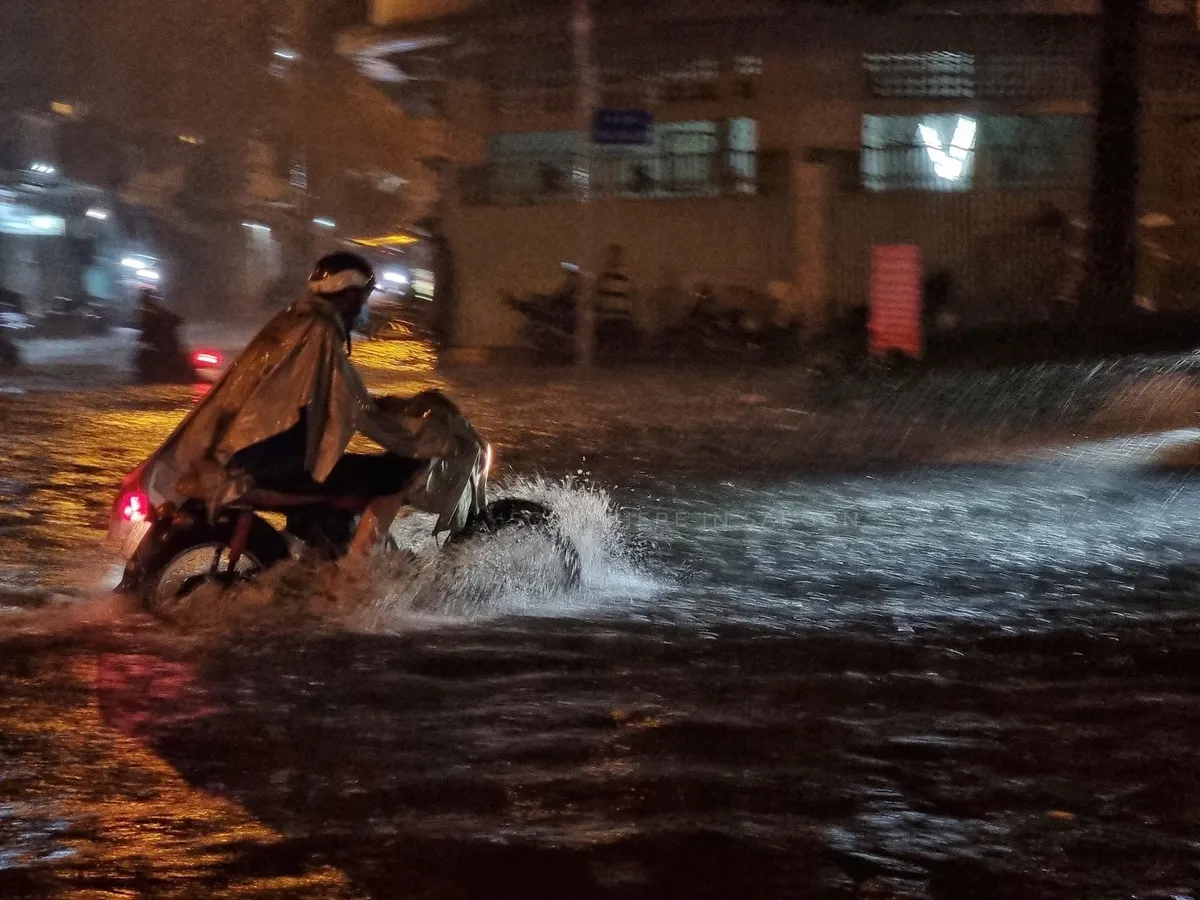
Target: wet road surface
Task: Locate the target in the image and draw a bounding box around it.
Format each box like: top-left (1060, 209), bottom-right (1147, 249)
top-left (2, 356), bottom-right (1200, 899)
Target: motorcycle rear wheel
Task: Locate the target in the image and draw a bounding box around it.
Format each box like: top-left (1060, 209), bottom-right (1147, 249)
top-left (137, 516), bottom-right (290, 621)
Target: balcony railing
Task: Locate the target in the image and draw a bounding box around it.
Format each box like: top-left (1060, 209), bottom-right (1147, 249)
top-left (459, 150), bottom-right (764, 206)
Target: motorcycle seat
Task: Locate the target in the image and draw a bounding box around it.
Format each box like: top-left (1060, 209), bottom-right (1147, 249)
top-left (239, 488), bottom-right (375, 513)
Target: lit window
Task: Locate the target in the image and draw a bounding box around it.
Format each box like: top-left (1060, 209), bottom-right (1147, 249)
top-left (861, 114), bottom-right (1088, 192)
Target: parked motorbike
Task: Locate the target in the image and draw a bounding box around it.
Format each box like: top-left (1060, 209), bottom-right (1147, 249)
top-left (648, 285), bottom-right (801, 363)
top-left (507, 278), bottom-right (799, 364)
top-left (504, 288), bottom-right (640, 365)
top-left (108, 389), bottom-right (580, 619)
top-left (39, 296), bottom-right (108, 338)
top-left (0, 288), bottom-right (31, 332)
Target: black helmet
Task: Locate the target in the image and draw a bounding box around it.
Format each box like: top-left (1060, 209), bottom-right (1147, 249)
top-left (308, 252), bottom-right (375, 298)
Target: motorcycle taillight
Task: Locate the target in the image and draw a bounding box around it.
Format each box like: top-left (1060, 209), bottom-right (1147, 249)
top-left (120, 491), bottom-right (152, 523)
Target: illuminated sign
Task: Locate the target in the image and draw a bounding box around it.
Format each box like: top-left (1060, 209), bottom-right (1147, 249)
top-left (592, 109), bottom-right (654, 146)
top-left (870, 244), bottom-right (924, 360)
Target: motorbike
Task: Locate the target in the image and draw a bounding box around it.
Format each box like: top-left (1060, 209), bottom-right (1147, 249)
top-left (108, 390), bottom-right (580, 619)
top-left (0, 291), bottom-right (29, 370)
top-left (648, 284), bottom-right (801, 363)
top-left (504, 289), bottom-right (640, 365)
top-left (39, 296), bottom-right (108, 338)
top-left (0, 329), bottom-right (18, 370)
top-left (132, 295), bottom-right (199, 384)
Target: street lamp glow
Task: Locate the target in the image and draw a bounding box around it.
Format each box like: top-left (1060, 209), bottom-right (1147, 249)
top-left (242, 221), bottom-right (271, 233)
top-left (274, 47), bottom-right (298, 60)
top-left (313, 217), bottom-right (336, 229)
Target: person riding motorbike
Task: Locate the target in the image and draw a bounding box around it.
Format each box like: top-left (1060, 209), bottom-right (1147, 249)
top-left (0, 287), bottom-right (20, 369)
top-left (0, 324), bottom-right (18, 371)
top-left (133, 289), bottom-right (196, 383)
top-left (136, 252), bottom-right (478, 567)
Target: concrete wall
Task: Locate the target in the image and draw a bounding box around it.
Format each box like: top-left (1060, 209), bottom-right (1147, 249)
top-left (826, 187), bottom-right (1088, 325)
top-left (448, 191), bottom-right (795, 347)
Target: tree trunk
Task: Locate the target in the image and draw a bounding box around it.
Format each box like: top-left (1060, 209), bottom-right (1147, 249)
top-left (1081, 0), bottom-right (1146, 352)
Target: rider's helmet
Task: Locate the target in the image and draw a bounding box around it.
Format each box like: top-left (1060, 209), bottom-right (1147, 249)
top-left (308, 252), bottom-right (376, 350)
top-left (308, 252), bottom-right (376, 307)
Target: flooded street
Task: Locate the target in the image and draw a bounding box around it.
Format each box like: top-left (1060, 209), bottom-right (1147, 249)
top-left (2, 358), bottom-right (1200, 898)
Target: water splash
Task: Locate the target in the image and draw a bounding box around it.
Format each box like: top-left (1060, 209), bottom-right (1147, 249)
top-left (1089, 373), bottom-right (1200, 436)
top-left (128, 476), bottom-right (657, 636)
top-left (352, 476), bottom-right (658, 632)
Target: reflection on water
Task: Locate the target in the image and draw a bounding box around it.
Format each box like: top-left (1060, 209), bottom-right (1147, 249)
top-left (3, 357), bottom-right (1200, 896)
top-left (1, 623), bottom-right (1199, 899)
top-left (348, 336), bottom-right (439, 375)
top-left (0, 648), bottom-right (361, 898)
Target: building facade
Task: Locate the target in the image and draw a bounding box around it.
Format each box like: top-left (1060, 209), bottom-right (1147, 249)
top-left (1, 0), bottom-right (428, 320)
top-left (343, 0), bottom-right (1200, 351)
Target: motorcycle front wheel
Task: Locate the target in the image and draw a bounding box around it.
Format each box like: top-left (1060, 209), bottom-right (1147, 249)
top-left (446, 498), bottom-right (582, 589)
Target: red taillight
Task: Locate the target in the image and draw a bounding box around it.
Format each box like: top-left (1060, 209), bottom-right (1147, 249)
top-left (120, 491), bottom-right (151, 523)
top-left (192, 350), bottom-right (222, 368)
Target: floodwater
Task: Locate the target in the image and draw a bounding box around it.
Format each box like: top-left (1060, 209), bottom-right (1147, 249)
top-left (2, 350), bottom-right (1200, 899)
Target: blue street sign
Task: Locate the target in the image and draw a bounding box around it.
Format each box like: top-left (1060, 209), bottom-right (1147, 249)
top-left (592, 109), bottom-right (654, 146)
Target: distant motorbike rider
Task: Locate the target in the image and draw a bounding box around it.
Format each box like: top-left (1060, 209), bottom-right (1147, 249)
top-left (138, 252), bottom-right (470, 565)
top-left (133, 289), bottom-right (196, 383)
top-left (0, 286), bottom-right (23, 369)
top-left (0, 323), bottom-right (18, 371)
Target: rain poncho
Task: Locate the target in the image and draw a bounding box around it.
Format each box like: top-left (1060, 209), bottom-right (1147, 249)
top-left (138, 297), bottom-right (486, 534)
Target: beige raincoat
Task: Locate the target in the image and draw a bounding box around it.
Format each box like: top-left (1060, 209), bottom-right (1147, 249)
top-left (138, 297), bottom-right (486, 534)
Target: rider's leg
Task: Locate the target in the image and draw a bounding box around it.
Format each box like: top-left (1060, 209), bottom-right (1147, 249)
top-left (316, 453), bottom-right (427, 562)
top-left (345, 492), bottom-right (408, 561)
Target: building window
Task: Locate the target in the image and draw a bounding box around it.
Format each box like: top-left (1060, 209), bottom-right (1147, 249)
top-left (493, 54), bottom-right (764, 113)
top-left (864, 52), bottom-right (976, 99)
top-left (472, 121), bottom-right (743, 204)
top-left (977, 55), bottom-right (1088, 100)
top-left (864, 52), bottom-right (1088, 100)
top-left (728, 117), bottom-right (758, 194)
top-left (984, 116), bottom-right (1090, 186)
top-left (650, 59), bottom-right (721, 104)
top-left (862, 113), bottom-right (977, 191)
top-left (733, 56), bottom-right (763, 77)
top-left (861, 114), bottom-right (1088, 192)
top-left (733, 55), bottom-right (763, 99)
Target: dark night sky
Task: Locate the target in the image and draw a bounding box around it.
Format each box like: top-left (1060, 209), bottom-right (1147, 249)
top-left (0, 0), bottom-right (370, 133)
